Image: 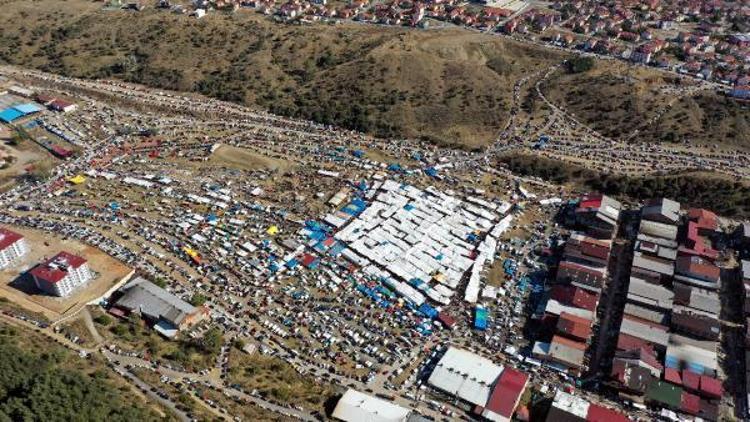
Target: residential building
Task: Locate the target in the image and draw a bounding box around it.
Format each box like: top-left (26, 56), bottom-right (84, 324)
top-left (0, 227), bottom-right (28, 269)
top-left (29, 251), bottom-right (92, 297)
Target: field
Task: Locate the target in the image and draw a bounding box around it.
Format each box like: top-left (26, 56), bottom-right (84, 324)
top-left (0, 226), bottom-right (133, 321)
top-left (0, 0), bottom-right (564, 148)
top-left (210, 144), bottom-right (294, 172)
top-left (0, 126), bottom-right (54, 191)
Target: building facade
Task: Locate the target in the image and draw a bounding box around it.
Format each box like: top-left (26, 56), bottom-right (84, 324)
top-left (0, 227), bottom-right (28, 269)
top-left (30, 251), bottom-right (92, 297)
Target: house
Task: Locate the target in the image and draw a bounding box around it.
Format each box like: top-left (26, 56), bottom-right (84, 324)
top-left (556, 312), bottom-right (593, 341)
top-left (674, 255), bottom-right (720, 288)
top-left (0, 227), bottom-right (28, 269)
top-left (29, 251), bottom-right (92, 297)
top-left (480, 368), bottom-right (529, 422)
top-left (545, 390), bottom-right (630, 422)
top-left (49, 99), bottom-right (77, 113)
top-left (112, 276), bottom-right (208, 337)
top-left (641, 198), bottom-right (680, 224)
top-left (575, 194), bottom-right (622, 239)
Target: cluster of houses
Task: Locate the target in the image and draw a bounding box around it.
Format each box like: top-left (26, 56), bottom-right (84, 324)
top-left (532, 194), bottom-right (621, 376)
top-left (503, 0), bottom-right (750, 88)
top-left (608, 199), bottom-right (724, 421)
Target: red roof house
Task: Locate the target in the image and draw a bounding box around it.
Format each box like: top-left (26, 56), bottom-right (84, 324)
top-left (586, 403), bottom-right (631, 422)
top-left (481, 368), bottom-right (529, 422)
top-left (699, 375), bottom-right (722, 399)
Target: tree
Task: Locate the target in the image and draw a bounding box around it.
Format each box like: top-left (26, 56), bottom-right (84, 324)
top-left (93, 314), bottom-right (112, 326)
top-left (189, 293), bottom-right (207, 307)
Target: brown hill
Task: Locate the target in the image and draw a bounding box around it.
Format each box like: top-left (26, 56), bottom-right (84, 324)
top-left (0, 0), bottom-right (564, 149)
top-left (542, 60), bottom-right (750, 149)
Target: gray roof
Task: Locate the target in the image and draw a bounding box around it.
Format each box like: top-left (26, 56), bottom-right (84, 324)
top-left (632, 252), bottom-right (675, 276)
top-left (639, 220), bottom-right (678, 241)
top-left (742, 260), bottom-right (750, 281)
top-left (620, 316), bottom-right (669, 347)
top-left (627, 276), bottom-right (674, 309)
top-left (332, 389), bottom-right (411, 422)
top-left (427, 347), bottom-right (503, 406)
top-left (115, 277), bottom-right (198, 327)
top-left (641, 198), bottom-right (680, 224)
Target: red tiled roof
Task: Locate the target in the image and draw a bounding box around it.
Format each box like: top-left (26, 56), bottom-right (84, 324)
top-left (699, 375), bottom-right (722, 398)
top-left (617, 333), bottom-right (649, 351)
top-left (549, 285), bottom-right (598, 312)
top-left (0, 227), bottom-right (23, 252)
top-left (28, 251), bottom-right (86, 284)
top-left (551, 334), bottom-right (587, 351)
top-left (580, 241), bottom-right (611, 260)
top-left (682, 369), bottom-right (700, 391)
top-left (586, 403), bottom-right (630, 422)
top-left (675, 255), bottom-right (720, 282)
top-left (681, 392), bottom-right (700, 415)
top-left (557, 312), bottom-right (592, 340)
top-left (687, 208), bottom-right (717, 231)
top-left (484, 368), bottom-right (529, 418)
top-left (664, 368), bottom-right (682, 385)
top-left (578, 194), bottom-right (603, 211)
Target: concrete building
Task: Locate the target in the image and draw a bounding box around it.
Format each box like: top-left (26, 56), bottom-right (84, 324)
top-left (29, 251), bottom-right (92, 297)
top-left (0, 227), bottom-right (28, 269)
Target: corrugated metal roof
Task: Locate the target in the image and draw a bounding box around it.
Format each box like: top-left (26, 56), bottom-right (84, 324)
top-left (115, 277), bottom-right (197, 327)
top-left (427, 347), bottom-right (503, 406)
top-left (331, 389), bottom-right (410, 422)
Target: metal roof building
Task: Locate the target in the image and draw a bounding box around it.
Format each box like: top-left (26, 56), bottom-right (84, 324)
top-left (427, 347), bottom-right (504, 406)
top-left (114, 277), bottom-right (206, 335)
top-left (332, 389), bottom-right (411, 422)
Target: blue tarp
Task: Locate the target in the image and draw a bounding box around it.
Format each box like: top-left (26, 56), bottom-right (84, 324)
top-left (474, 306), bottom-right (488, 330)
top-left (387, 163), bottom-right (402, 172)
top-left (328, 242), bottom-right (346, 256)
top-left (404, 204), bottom-right (415, 211)
top-left (0, 108), bottom-right (24, 123)
top-left (424, 167), bottom-right (438, 177)
top-left (352, 150), bottom-right (365, 158)
top-left (419, 304), bottom-right (438, 319)
top-left (13, 103), bottom-right (43, 114)
top-left (285, 259), bottom-right (299, 269)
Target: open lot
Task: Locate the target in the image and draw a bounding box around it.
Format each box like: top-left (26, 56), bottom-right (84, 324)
top-left (0, 225), bottom-right (133, 321)
top-left (209, 144), bottom-right (294, 173)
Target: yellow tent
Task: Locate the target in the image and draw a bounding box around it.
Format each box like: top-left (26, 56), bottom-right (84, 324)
top-left (266, 225), bottom-right (279, 236)
top-left (182, 246), bottom-right (198, 258)
top-left (68, 175), bottom-right (86, 185)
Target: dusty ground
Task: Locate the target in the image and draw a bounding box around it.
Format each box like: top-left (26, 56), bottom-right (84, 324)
top-left (0, 225), bottom-right (133, 321)
top-left (209, 144), bottom-right (294, 172)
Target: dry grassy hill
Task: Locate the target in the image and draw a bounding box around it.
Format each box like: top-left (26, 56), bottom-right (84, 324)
top-left (542, 61), bottom-right (750, 148)
top-left (0, 0), bottom-right (564, 148)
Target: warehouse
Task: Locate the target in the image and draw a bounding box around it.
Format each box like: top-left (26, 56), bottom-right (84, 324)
top-left (331, 389), bottom-right (416, 422)
top-left (112, 276), bottom-right (209, 337)
top-left (427, 347), bottom-right (504, 407)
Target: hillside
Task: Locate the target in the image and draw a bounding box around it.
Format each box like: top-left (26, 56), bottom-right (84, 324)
top-left (542, 61), bottom-right (750, 149)
top-left (0, 0), bottom-right (564, 149)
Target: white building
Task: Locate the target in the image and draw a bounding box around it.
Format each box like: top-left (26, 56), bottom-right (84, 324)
top-left (30, 251), bottom-right (92, 297)
top-left (0, 227), bottom-right (28, 269)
